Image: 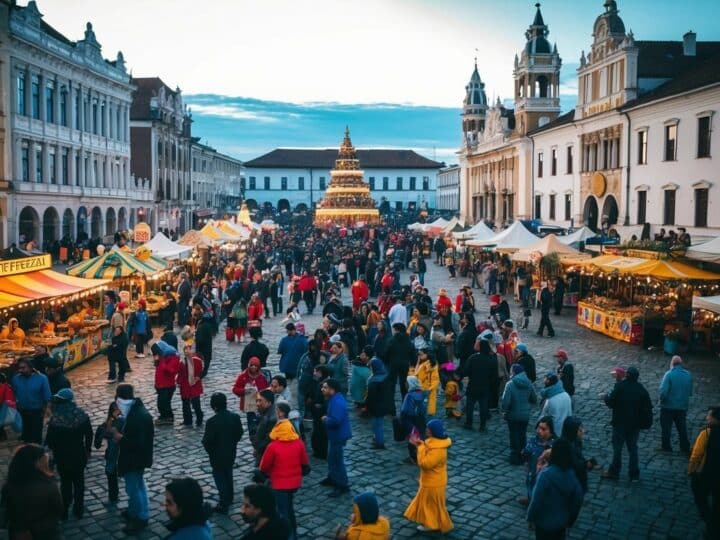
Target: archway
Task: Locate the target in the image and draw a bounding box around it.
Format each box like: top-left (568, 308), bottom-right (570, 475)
top-left (277, 199), bottom-right (290, 213)
top-left (602, 195), bottom-right (619, 229)
top-left (62, 209), bottom-right (74, 240)
top-left (18, 206), bottom-right (39, 244)
top-left (129, 208), bottom-right (136, 229)
top-left (295, 202), bottom-right (308, 213)
top-left (105, 207), bottom-right (116, 237)
top-left (118, 207), bottom-right (127, 231)
top-left (91, 206), bottom-right (102, 238)
top-left (535, 75), bottom-right (549, 98)
top-left (583, 196), bottom-right (599, 232)
top-left (76, 207), bottom-right (87, 241)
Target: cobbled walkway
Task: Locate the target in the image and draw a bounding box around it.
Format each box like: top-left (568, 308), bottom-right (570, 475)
top-left (1, 260), bottom-right (717, 539)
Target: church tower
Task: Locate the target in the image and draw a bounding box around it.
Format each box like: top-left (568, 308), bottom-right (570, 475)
top-left (513, 3), bottom-right (561, 135)
top-left (462, 60), bottom-right (488, 145)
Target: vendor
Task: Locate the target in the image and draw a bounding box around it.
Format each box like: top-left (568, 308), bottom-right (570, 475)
top-left (0, 318), bottom-right (26, 348)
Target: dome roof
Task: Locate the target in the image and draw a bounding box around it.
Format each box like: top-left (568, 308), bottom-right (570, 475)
top-left (594, 0), bottom-right (626, 37)
top-left (464, 63), bottom-right (487, 107)
top-left (525, 36), bottom-right (552, 54)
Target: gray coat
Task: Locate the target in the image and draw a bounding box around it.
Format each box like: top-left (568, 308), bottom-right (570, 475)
top-left (501, 372), bottom-right (537, 422)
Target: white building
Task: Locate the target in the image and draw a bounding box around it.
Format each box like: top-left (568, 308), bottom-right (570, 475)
top-left (243, 148), bottom-right (442, 212)
top-left (2, 1), bottom-right (151, 249)
top-left (190, 139), bottom-right (243, 227)
top-left (437, 165), bottom-right (460, 212)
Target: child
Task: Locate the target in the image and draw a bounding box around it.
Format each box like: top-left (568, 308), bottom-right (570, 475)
top-left (178, 343), bottom-right (204, 426)
top-left (93, 402), bottom-right (125, 503)
top-left (441, 363), bottom-right (463, 420)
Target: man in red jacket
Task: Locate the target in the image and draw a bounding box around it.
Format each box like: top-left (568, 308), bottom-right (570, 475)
top-left (258, 401), bottom-right (309, 540)
top-left (151, 341), bottom-right (180, 425)
top-left (380, 269), bottom-right (394, 294)
top-left (297, 272), bottom-right (317, 315)
top-left (178, 343), bottom-right (204, 427)
top-left (351, 275), bottom-right (369, 313)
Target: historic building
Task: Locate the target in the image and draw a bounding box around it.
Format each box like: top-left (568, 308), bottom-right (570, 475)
top-left (436, 164), bottom-right (460, 212)
top-left (130, 77), bottom-right (192, 234)
top-left (458, 3), bottom-right (561, 225)
top-left (190, 138), bottom-right (243, 227)
top-left (2, 0), bottom-right (151, 249)
top-left (243, 148), bottom-right (441, 212)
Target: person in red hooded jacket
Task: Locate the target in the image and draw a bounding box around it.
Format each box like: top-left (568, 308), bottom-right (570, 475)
top-left (436, 289), bottom-right (453, 312)
top-left (232, 357), bottom-right (269, 439)
top-left (177, 343), bottom-right (204, 427)
top-left (247, 293), bottom-right (264, 324)
top-left (297, 272), bottom-right (317, 315)
top-left (151, 341), bottom-right (181, 425)
top-left (351, 276), bottom-right (369, 313)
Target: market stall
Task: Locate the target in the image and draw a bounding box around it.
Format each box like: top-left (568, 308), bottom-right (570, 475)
top-left (142, 231), bottom-right (192, 260)
top-left (686, 237), bottom-right (720, 264)
top-left (466, 221), bottom-right (538, 252)
top-left (558, 227), bottom-right (598, 246)
top-left (453, 221), bottom-right (494, 241)
top-left (691, 295), bottom-right (720, 353)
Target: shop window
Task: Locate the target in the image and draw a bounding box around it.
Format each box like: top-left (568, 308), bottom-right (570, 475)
top-left (695, 188), bottom-right (708, 227)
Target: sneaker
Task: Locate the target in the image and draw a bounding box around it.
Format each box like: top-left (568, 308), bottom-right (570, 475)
top-left (135, 354), bottom-right (145, 359)
top-left (106, 378), bottom-right (117, 384)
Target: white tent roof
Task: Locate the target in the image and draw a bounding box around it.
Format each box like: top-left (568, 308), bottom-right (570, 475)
top-left (407, 222), bottom-right (424, 231)
top-left (466, 221), bottom-right (538, 251)
top-left (454, 221), bottom-right (494, 240)
top-left (441, 217), bottom-right (461, 233)
top-left (512, 234), bottom-right (590, 262)
top-left (558, 227), bottom-right (598, 245)
top-left (692, 295), bottom-right (720, 314)
top-left (687, 237), bottom-right (720, 264)
top-left (423, 218), bottom-right (449, 230)
top-left (143, 232), bottom-right (192, 259)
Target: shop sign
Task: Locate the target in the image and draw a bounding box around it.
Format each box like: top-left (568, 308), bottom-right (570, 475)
top-left (0, 254), bottom-right (52, 277)
top-left (134, 222), bottom-right (151, 243)
top-left (591, 172), bottom-right (606, 198)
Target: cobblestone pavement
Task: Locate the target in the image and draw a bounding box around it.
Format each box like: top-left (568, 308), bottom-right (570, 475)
top-left (1, 260), bottom-right (717, 539)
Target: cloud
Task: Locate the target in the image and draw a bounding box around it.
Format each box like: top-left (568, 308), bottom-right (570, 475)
top-left (187, 103), bottom-right (282, 123)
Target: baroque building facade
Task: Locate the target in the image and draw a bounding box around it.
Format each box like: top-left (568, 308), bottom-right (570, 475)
top-left (436, 164), bottom-right (460, 212)
top-left (190, 138), bottom-right (243, 228)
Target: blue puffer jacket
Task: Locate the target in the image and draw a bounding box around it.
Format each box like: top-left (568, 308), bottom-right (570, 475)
top-left (659, 365), bottom-right (693, 410)
top-left (324, 392), bottom-right (352, 442)
top-left (527, 465), bottom-right (584, 531)
top-left (501, 372), bottom-right (538, 422)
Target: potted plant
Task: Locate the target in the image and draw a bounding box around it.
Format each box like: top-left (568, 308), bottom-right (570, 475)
top-left (663, 327), bottom-right (681, 355)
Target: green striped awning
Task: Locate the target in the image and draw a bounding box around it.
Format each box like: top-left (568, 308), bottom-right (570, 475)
top-left (66, 249), bottom-right (168, 280)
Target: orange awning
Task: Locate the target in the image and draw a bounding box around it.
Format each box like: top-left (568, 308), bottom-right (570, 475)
top-left (0, 269), bottom-right (109, 309)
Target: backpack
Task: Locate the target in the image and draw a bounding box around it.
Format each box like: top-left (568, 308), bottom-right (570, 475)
top-left (637, 391), bottom-right (653, 430)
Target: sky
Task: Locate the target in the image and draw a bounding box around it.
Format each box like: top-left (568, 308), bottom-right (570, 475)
top-left (29, 0), bottom-right (720, 164)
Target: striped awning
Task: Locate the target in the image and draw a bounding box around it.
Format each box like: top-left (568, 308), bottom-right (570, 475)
top-left (66, 250), bottom-right (168, 280)
top-left (0, 270), bottom-right (110, 309)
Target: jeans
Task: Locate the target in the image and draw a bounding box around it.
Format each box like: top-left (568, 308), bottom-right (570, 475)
top-left (156, 386), bottom-right (176, 419)
top-left (58, 468), bottom-right (85, 517)
top-left (107, 472), bottom-right (119, 502)
top-left (123, 470), bottom-right (149, 521)
top-left (371, 416), bottom-right (385, 446)
top-left (273, 489), bottom-right (297, 540)
top-left (19, 408), bottom-right (43, 444)
top-left (327, 440), bottom-right (348, 488)
top-left (507, 420), bottom-right (528, 464)
top-left (609, 425), bottom-right (640, 478)
top-left (182, 397), bottom-right (203, 425)
top-left (212, 467), bottom-right (234, 509)
top-left (465, 394), bottom-right (490, 429)
top-left (660, 408), bottom-right (690, 452)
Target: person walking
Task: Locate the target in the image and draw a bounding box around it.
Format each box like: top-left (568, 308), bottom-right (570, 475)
top-left (462, 335), bottom-right (497, 432)
top-left (177, 272), bottom-right (192, 327)
top-left (151, 341), bottom-right (181, 425)
top-left (536, 282), bottom-right (555, 338)
top-left (163, 477), bottom-right (212, 539)
top-left (111, 383), bottom-right (154, 535)
top-left (178, 343), bottom-right (204, 427)
top-left (659, 355), bottom-right (693, 453)
top-left (385, 322), bottom-right (415, 413)
top-left (11, 357), bottom-right (51, 444)
top-left (126, 299), bottom-right (150, 358)
top-left (366, 357), bottom-right (391, 450)
top-left (321, 378), bottom-right (352, 497)
top-left (601, 366), bottom-right (653, 482)
top-left (688, 405), bottom-right (720, 539)
top-left (278, 323), bottom-right (309, 403)
top-left (233, 357), bottom-right (269, 439)
top-left (93, 401), bottom-right (124, 504)
top-left (501, 364), bottom-right (537, 465)
top-left (414, 348), bottom-right (440, 417)
top-left (403, 419), bottom-right (454, 534)
top-left (44, 388), bottom-right (93, 520)
top-left (108, 325), bottom-right (130, 383)
top-left (514, 343), bottom-right (536, 383)
top-left (259, 401), bottom-right (310, 540)
top-left (203, 392), bottom-right (244, 514)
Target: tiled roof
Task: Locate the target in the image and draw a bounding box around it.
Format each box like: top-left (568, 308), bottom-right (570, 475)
top-left (636, 40), bottom-right (720, 79)
top-left (527, 109), bottom-right (576, 135)
top-left (244, 149), bottom-right (443, 169)
top-left (130, 77), bottom-right (175, 120)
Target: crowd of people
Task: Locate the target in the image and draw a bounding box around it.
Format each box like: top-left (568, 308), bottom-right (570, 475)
top-left (0, 223), bottom-right (718, 540)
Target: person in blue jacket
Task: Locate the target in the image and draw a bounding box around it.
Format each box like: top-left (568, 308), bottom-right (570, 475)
top-left (321, 378), bottom-right (352, 498)
top-left (11, 357), bottom-right (51, 444)
top-left (527, 438), bottom-right (584, 539)
top-left (163, 477), bottom-right (212, 539)
top-left (658, 355), bottom-right (693, 453)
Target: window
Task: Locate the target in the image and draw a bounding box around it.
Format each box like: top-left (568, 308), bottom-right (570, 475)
top-left (248, 176), bottom-right (256, 190)
top-left (31, 76), bottom-right (40, 119)
top-left (564, 194), bottom-right (571, 220)
top-left (17, 73), bottom-right (25, 115)
top-left (49, 153), bottom-right (56, 184)
top-left (264, 177), bottom-right (270, 190)
top-left (396, 177), bottom-right (402, 190)
top-left (75, 92), bottom-right (81, 130)
top-left (319, 177), bottom-right (326, 190)
top-left (100, 101), bottom-right (106, 136)
top-left (534, 194), bottom-right (542, 219)
top-left (75, 154), bottom-right (80, 186)
top-left (298, 177), bottom-right (304, 190)
top-left (423, 176), bottom-right (430, 191)
top-left (61, 151), bottom-right (69, 185)
top-left (695, 188), bottom-right (709, 227)
top-left (566, 146), bottom-right (573, 174)
top-left (551, 149), bottom-right (557, 176)
top-left (368, 177), bottom-right (374, 190)
top-left (92, 101), bottom-right (98, 134)
top-left (409, 177), bottom-right (416, 190)
top-left (698, 116), bottom-right (711, 158)
top-left (21, 147), bottom-right (29, 182)
top-left (35, 149), bottom-right (42, 182)
top-left (45, 82), bottom-right (54, 123)
top-left (664, 124), bottom-right (677, 161)
top-left (59, 89), bottom-right (67, 126)
top-left (281, 177), bottom-right (287, 190)
top-left (663, 189), bottom-right (676, 225)
top-left (549, 194), bottom-right (556, 220)
top-left (395, 201), bottom-right (403, 211)
top-left (537, 152), bottom-right (544, 177)
top-left (638, 130), bottom-right (648, 165)
top-left (382, 177), bottom-right (389, 190)
top-left (602, 139), bottom-right (609, 170)
top-left (637, 190), bottom-right (647, 224)
top-left (192, 158), bottom-right (197, 172)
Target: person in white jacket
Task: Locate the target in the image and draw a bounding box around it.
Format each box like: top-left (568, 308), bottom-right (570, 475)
top-left (539, 372), bottom-right (572, 434)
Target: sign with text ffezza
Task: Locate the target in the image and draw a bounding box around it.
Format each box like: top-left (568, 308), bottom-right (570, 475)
top-left (0, 254), bottom-right (52, 277)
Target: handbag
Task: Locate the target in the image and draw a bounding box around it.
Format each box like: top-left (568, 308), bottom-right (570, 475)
top-left (392, 416), bottom-right (406, 442)
top-left (0, 403), bottom-right (22, 433)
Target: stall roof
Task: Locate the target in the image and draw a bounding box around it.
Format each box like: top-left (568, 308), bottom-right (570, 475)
top-left (454, 221), bottom-right (494, 241)
top-left (686, 237), bottom-right (720, 264)
top-left (178, 230), bottom-right (212, 248)
top-left (563, 254), bottom-right (720, 280)
top-left (512, 234), bottom-right (590, 262)
top-left (0, 270), bottom-right (109, 309)
top-left (557, 227), bottom-right (598, 245)
top-left (199, 222), bottom-right (237, 241)
top-left (143, 232), bottom-right (192, 260)
top-left (67, 250), bottom-right (168, 279)
top-left (466, 221), bottom-right (538, 251)
top-left (692, 295), bottom-right (720, 314)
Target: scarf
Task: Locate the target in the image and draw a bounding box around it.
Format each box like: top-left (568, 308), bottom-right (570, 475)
top-left (184, 354), bottom-right (197, 386)
top-left (116, 398), bottom-right (134, 418)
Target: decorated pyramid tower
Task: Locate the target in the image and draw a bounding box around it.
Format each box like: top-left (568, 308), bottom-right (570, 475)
top-left (313, 127), bottom-right (381, 227)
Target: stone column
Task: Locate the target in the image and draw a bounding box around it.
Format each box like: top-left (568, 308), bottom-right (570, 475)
top-left (41, 142), bottom-right (50, 184)
top-left (13, 137), bottom-right (22, 181)
top-left (38, 73), bottom-right (46, 122)
top-left (68, 147), bottom-right (76, 187)
top-left (103, 97), bottom-right (110, 138)
top-left (79, 152), bottom-right (86, 187)
top-left (54, 145), bottom-right (62, 185)
top-left (88, 153), bottom-right (95, 187)
top-left (105, 155), bottom-right (112, 189)
top-left (53, 79), bottom-right (61, 125)
top-left (79, 87), bottom-right (85, 131)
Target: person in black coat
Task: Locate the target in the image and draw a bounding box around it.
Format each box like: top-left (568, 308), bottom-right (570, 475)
top-left (195, 310), bottom-right (215, 379)
top-left (537, 282), bottom-right (555, 338)
top-left (555, 349), bottom-right (575, 397)
top-left (462, 338), bottom-right (498, 431)
top-left (384, 323), bottom-right (415, 414)
top-left (108, 325), bottom-right (129, 382)
top-left (553, 277), bottom-right (566, 316)
top-left (202, 392), bottom-right (244, 513)
top-left (112, 384), bottom-right (154, 535)
top-left (240, 326), bottom-right (270, 370)
top-left (455, 314), bottom-right (477, 374)
top-left (252, 389), bottom-right (276, 465)
top-left (366, 358), bottom-right (392, 450)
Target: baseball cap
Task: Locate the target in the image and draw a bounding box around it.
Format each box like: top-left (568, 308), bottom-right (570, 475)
top-left (553, 349), bottom-right (568, 360)
top-left (478, 329), bottom-right (494, 342)
top-left (515, 343), bottom-right (528, 354)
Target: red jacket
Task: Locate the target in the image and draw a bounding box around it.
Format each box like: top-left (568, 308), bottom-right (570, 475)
top-left (177, 354), bottom-right (204, 399)
top-left (248, 300), bottom-right (264, 321)
top-left (0, 383), bottom-right (15, 407)
top-left (297, 275), bottom-right (316, 293)
top-left (232, 370), bottom-right (268, 410)
top-left (380, 273), bottom-right (394, 291)
top-left (455, 294), bottom-right (464, 314)
top-left (155, 353), bottom-right (181, 389)
top-left (259, 420), bottom-right (309, 490)
top-left (436, 295), bottom-right (452, 311)
top-left (351, 280), bottom-right (369, 304)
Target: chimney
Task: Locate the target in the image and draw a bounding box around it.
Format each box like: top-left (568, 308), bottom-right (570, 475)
top-left (683, 31), bottom-right (696, 56)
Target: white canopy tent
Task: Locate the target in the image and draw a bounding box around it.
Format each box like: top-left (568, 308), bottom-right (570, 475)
top-left (454, 221), bottom-right (494, 241)
top-left (687, 237), bottom-right (720, 264)
top-left (466, 221), bottom-right (538, 251)
top-left (558, 227), bottom-right (598, 245)
top-left (692, 295), bottom-right (720, 314)
top-left (142, 232), bottom-right (192, 259)
top-left (512, 234), bottom-right (590, 262)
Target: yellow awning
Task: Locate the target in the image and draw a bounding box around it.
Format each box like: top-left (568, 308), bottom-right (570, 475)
top-left (563, 254), bottom-right (720, 280)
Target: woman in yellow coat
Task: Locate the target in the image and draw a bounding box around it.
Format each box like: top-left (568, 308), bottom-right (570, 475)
top-left (414, 348), bottom-right (440, 416)
top-left (335, 492), bottom-right (391, 540)
top-left (404, 419), bottom-right (453, 533)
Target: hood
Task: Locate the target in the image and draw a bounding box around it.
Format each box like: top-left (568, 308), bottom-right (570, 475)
top-left (369, 358), bottom-right (387, 377)
top-left (542, 380), bottom-right (565, 399)
top-left (425, 436), bottom-right (452, 450)
top-left (510, 371), bottom-right (532, 389)
top-left (353, 492), bottom-right (379, 523)
top-left (269, 419), bottom-right (299, 441)
top-left (154, 340), bottom-right (178, 357)
top-left (561, 416), bottom-right (583, 442)
top-left (49, 400), bottom-right (89, 430)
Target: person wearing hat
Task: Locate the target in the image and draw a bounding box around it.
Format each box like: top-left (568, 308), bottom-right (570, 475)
top-left (11, 357), bottom-right (51, 444)
top-left (404, 418), bottom-right (454, 533)
top-left (366, 356), bottom-right (392, 450)
top-left (554, 349), bottom-right (575, 397)
top-left (45, 388), bottom-right (93, 519)
top-left (501, 364), bottom-right (537, 465)
top-left (232, 357), bottom-right (270, 439)
top-left (513, 344), bottom-right (536, 383)
top-left (335, 491), bottom-right (391, 539)
top-left (540, 373), bottom-right (572, 439)
top-left (151, 340), bottom-right (181, 425)
top-left (107, 325), bottom-right (129, 384)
